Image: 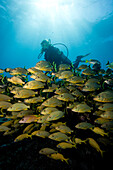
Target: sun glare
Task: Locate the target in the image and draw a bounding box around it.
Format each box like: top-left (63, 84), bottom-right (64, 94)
top-left (9, 0), bottom-right (113, 47)
top-left (12, 0), bottom-right (89, 46)
top-left (31, 0), bottom-right (67, 6)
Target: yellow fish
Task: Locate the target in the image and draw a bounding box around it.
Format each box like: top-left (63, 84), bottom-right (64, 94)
top-left (0, 94), bottom-right (11, 101)
top-left (82, 83), bottom-right (100, 92)
top-left (46, 111), bottom-right (64, 122)
top-left (56, 93), bottom-right (75, 102)
top-left (35, 60), bottom-right (53, 71)
top-left (100, 111), bottom-right (113, 119)
top-left (39, 148), bottom-right (57, 155)
top-left (14, 89), bottom-right (36, 98)
top-left (66, 76), bottom-right (84, 84)
top-left (87, 138), bottom-right (104, 157)
top-left (91, 127), bottom-right (108, 136)
top-left (57, 142), bottom-right (76, 149)
top-left (82, 68), bottom-right (95, 75)
top-left (48, 132), bottom-right (69, 141)
top-left (23, 80), bottom-right (45, 90)
top-left (7, 76), bottom-right (25, 86)
top-left (42, 96), bottom-right (63, 107)
top-left (24, 96), bottom-right (45, 104)
top-left (7, 103), bottom-right (30, 111)
top-left (31, 130), bottom-right (50, 138)
top-left (0, 125), bottom-right (10, 132)
top-left (93, 90), bottom-right (113, 102)
top-left (55, 87), bottom-right (69, 95)
top-left (28, 67), bottom-right (43, 74)
top-left (23, 124), bottom-right (34, 134)
top-left (1, 120), bottom-right (14, 127)
top-left (74, 138), bottom-right (87, 145)
top-left (58, 70), bottom-right (73, 79)
top-left (55, 125), bottom-right (73, 134)
top-left (0, 101), bottom-right (12, 109)
top-left (75, 122), bottom-right (94, 129)
top-left (58, 64), bottom-right (71, 71)
top-left (98, 103), bottom-right (113, 111)
top-left (41, 107), bottom-right (58, 115)
top-left (10, 67), bottom-right (28, 75)
top-left (47, 153), bottom-right (69, 164)
top-left (14, 134), bottom-right (31, 142)
top-left (72, 103), bottom-right (92, 113)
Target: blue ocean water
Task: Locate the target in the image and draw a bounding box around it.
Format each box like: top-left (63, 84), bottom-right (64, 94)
top-left (0, 0), bottom-right (113, 70)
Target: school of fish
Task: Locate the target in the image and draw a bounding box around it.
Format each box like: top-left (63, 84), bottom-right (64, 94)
top-left (0, 59), bottom-right (113, 164)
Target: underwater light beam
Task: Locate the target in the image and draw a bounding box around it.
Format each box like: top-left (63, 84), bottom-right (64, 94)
top-left (14, 0), bottom-right (83, 44)
top-left (7, 0), bottom-right (113, 48)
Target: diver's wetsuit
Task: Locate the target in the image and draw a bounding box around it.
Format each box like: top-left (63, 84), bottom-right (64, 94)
top-left (44, 45), bottom-right (71, 67)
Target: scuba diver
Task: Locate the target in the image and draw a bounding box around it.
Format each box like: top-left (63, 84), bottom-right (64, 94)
top-left (38, 39), bottom-right (90, 68)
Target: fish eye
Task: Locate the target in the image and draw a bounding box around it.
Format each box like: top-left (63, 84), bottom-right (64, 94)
top-left (22, 118), bottom-right (24, 121)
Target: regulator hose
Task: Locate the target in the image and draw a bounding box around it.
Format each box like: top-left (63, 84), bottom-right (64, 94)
top-left (38, 42), bottom-right (69, 59)
top-left (53, 43), bottom-right (69, 58)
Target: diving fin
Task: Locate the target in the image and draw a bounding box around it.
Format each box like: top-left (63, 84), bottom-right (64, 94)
top-left (84, 53), bottom-right (91, 57)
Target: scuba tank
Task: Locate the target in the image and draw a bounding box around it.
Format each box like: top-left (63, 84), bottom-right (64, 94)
top-left (38, 39), bottom-right (69, 59)
top-left (53, 43), bottom-right (69, 58)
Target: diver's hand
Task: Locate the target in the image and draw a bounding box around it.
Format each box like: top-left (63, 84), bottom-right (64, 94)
top-left (38, 52), bottom-right (43, 59)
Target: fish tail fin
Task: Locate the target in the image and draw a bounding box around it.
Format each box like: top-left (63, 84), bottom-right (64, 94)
top-left (29, 135), bottom-right (32, 139)
top-left (85, 53), bottom-right (91, 57)
top-left (105, 132), bottom-right (109, 137)
top-left (100, 149), bottom-right (105, 157)
top-left (74, 143), bottom-right (77, 148)
top-left (64, 158), bottom-right (69, 164)
top-left (83, 140), bottom-right (87, 144)
top-left (83, 139), bottom-right (88, 144)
